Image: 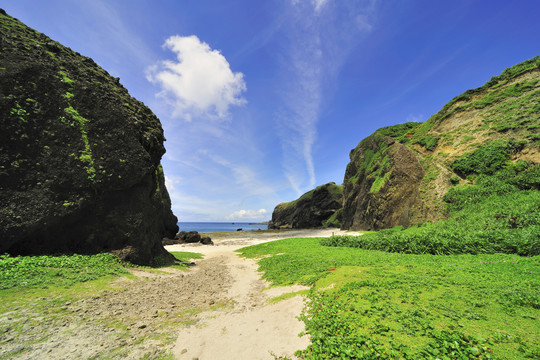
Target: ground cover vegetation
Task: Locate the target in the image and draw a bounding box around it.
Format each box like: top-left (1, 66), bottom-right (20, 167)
top-left (0, 253), bottom-right (129, 290)
top-left (241, 134), bottom-right (539, 358)
top-left (0, 251), bottom-right (202, 290)
top-left (239, 238), bottom-right (539, 359)
top-left (0, 251), bottom-right (203, 359)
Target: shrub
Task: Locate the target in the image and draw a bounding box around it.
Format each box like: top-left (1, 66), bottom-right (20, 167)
top-left (323, 164), bottom-right (540, 256)
top-left (450, 140), bottom-right (525, 177)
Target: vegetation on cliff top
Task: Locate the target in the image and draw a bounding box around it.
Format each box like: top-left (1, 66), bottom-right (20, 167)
top-left (278, 183), bottom-right (343, 210)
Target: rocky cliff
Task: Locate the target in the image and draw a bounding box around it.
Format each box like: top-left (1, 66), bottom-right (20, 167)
top-left (0, 10), bottom-right (178, 265)
top-left (269, 182), bottom-right (343, 229)
top-left (342, 56), bottom-right (540, 230)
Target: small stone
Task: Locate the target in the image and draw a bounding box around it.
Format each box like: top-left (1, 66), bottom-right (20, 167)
top-left (181, 349), bottom-right (188, 354)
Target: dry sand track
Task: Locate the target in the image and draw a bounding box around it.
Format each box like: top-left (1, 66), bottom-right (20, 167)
top-left (0, 229), bottom-right (357, 359)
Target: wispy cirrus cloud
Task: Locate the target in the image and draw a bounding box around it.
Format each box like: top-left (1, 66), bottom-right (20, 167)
top-left (278, 0), bottom-right (378, 196)
top-left (147, 35), bottom-right (246, 121)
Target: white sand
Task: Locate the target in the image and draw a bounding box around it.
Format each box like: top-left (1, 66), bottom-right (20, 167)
top-left (166, 229), bottom-right (360, 360)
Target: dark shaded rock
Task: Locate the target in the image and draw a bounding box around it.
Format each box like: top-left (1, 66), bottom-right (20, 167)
top-left (200, 237), bottom-right (213, 245)
top-left (175, 231), bottom-right (187, 241)
top-left (0, 12), bottom-right (178, 265)
top-left (183, 231), bottom-right (202, 243)
top-left (162, 238), bottom-right (177, 246)
top-left (236, 228), bottom-right (243, 231)
top-left (269, 182), bottom-right (343, 229)
top-left (170, 231), bottom-right (213, 245)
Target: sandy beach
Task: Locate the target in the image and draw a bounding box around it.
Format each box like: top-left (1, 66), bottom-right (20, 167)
top-left (165, 228), bottom-right (361, 360)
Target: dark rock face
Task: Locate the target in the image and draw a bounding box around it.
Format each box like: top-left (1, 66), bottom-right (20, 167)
top-left (0, 11), bottom-right (178, 265)
top-left (341, 133), bottom-right (451, 231)
top-left (269, 182), bottom-right (343, 229)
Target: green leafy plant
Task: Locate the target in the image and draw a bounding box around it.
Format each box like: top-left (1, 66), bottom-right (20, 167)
top-left (450, 140), bottom-right (524, 177)
top-left (0, 253), bottom-right (129, 290)
top-left (239, 238), bottom-right (539, 359)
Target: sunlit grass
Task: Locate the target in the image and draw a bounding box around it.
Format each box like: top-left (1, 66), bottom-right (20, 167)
top-left (239, 238), bottom-right (539, 359)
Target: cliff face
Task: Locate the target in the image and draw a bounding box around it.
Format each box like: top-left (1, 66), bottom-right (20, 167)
top-left (0, 10), bottom-right (178, 265)
top-left (342, 131), bottom-right (453, 230)
top-left (342, 57), bottom-right (540, 230)
top-left (270, 182), bottom-right (343, 229)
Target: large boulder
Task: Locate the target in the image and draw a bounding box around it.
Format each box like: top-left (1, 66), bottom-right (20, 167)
top-left (269, 182), bottom-right (343, 229)
top-left (0, 11), bottom-right (178, 265)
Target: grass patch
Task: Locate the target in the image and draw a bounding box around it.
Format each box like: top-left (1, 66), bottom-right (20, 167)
top-left (0, 253), bottom-right (129, 290)
top-left (169, 251), bottom-right (204, 263)
top-left (239, 238), bottom-right (539, 359)
top-left (450, 140), bottom-right (525, 177)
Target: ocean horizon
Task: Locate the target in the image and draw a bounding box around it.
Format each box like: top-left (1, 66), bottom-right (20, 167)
top-left (177, 222), bottom-right (268, 233)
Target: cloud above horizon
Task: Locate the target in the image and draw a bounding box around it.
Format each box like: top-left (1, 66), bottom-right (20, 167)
top-left (226, 208), bottom-right (268, 221)
top-left (147, 35), bottom-right (246, 121)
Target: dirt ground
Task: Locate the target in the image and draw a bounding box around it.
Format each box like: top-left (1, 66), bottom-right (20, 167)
top-left (0, 229), bottom-right (358, 359)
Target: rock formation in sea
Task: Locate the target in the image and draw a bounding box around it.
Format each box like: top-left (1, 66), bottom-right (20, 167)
top-left (269, 182), bottom-right (343, 229)
top-left (0, 10), bottom-right (178, 265)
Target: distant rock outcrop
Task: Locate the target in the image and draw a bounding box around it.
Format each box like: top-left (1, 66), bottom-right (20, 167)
top-left (0, 11), bottom-right (178, 265)
top-left (269, 182), bottom-right (343, 229)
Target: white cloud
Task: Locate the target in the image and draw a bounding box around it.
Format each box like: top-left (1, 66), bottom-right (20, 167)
top-left (312, 0), bottom-right (330, 12)
top-left (277, 1), bottom-right (378, 196)
top-left (406, 114), bottom-right (425, 123)
top-left (292, 0), bottom-right (330, 13)
top-left (226, 209), bottom-right (268, 221)
top-left (147, 35), bottom-right (246, 120)
top-left (164, 174), bottom-right (182, 194)
top-left (356, 14), bottom-right (373, 32)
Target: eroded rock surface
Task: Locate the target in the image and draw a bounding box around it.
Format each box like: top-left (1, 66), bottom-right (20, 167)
top-left (0, 11), bottom-right (177, 264)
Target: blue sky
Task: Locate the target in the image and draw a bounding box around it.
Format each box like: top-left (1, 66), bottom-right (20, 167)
top-left (4, 0), bottom-right (540, 222)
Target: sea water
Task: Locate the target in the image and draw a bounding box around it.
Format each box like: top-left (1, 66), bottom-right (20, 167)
top-left (177, 222), bottom-right (268, 233)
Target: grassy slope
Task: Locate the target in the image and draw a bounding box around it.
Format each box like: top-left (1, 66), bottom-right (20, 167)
top-left (239, 238), bottom-right (539, 359)
top-left (403, 55), bottom-right (540, 162)
top-left (326, 163), bottom-right (539, 256)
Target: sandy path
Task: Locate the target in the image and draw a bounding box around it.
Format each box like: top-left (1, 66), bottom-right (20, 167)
top-left (166, 229), bottom-right (359, 360)
top-left (0, 229), bottom-right (357, 359)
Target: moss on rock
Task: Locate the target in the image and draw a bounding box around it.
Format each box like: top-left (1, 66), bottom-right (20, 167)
top-left (0, 10), bottom-right (178, 265)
